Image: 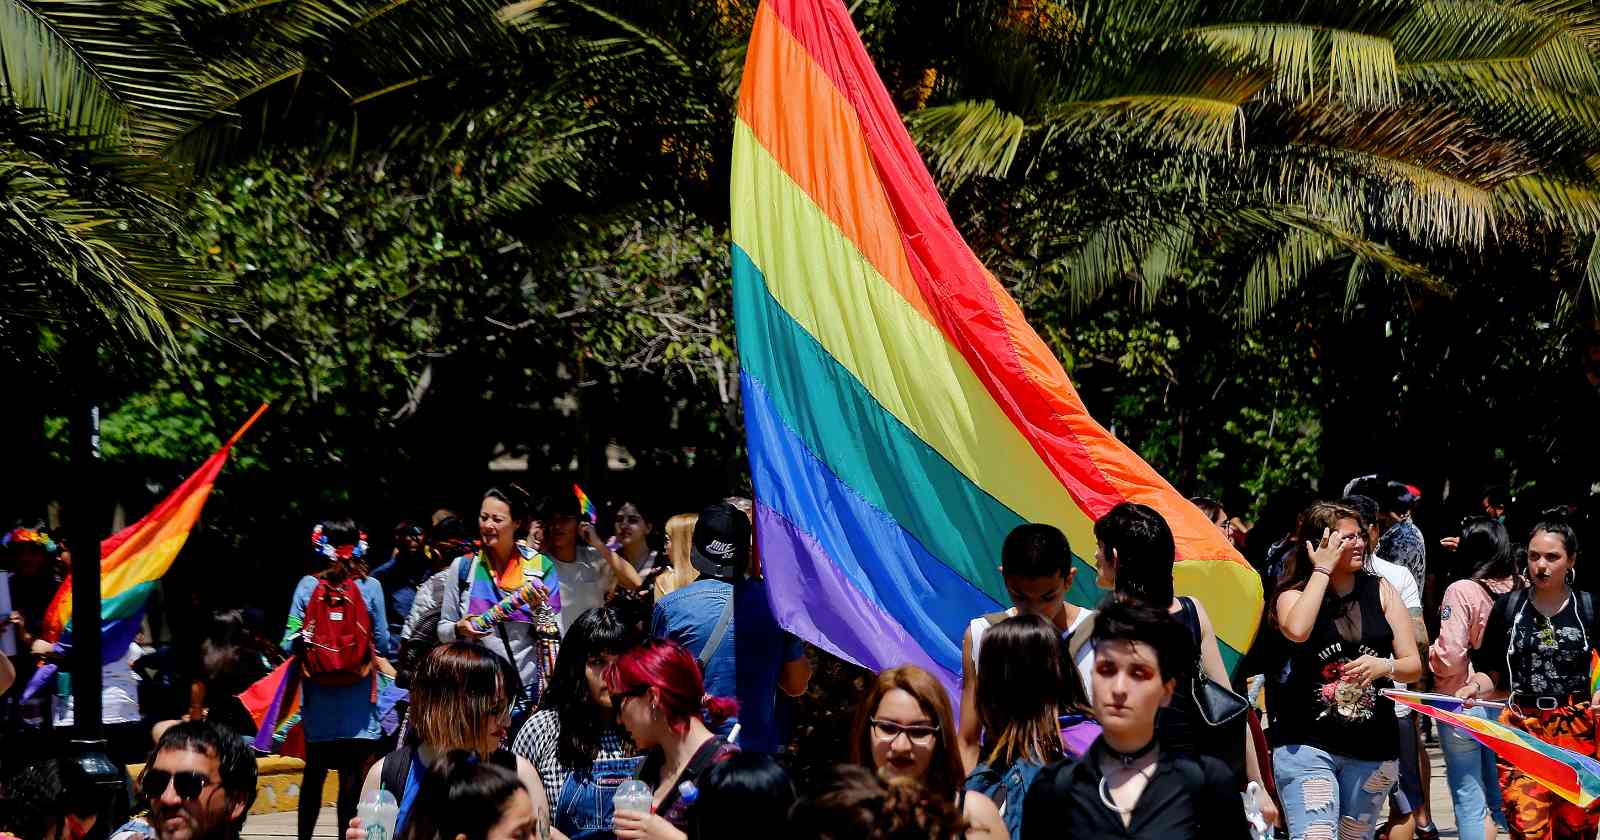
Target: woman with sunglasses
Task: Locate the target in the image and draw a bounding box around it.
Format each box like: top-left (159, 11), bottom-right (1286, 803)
top-left (359, 643), bottom-right (549, 838)
top-left (851, 665), bottom-right (1006, 839)
top-left (607, 639), bottom-right (739, 840)
top-left (512, 606), bottom-right (640, 838)
top-left (0, 758), bottom-right (99, 840)
top-left (1461, 519), bottom-right (1600, 840)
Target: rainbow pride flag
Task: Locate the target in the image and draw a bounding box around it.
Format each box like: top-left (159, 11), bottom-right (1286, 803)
top-left (574, 484), bottom-right (597, 524)
top-left (1389, 689), bottom-right (1600, 807)
top-left (730, 0), bottom-right (1260, 700)
top-left (40, 405), bottom-right (267, 671)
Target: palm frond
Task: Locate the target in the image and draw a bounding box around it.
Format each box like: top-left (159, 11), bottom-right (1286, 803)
top-left (1, 0), bottom-right (219, 155)
top-left (907, 99), bottom-right (1026, 181)
top-left (1494, 173), bottom-right (1600, 231)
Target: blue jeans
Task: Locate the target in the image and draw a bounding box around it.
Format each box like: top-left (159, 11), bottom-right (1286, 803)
top-left (1439, 705), bottom-right (1508, 840)
top-left (1273, 744), bottom-right (1398, 840)
top-left (553, 756), bottom-right (647, 839)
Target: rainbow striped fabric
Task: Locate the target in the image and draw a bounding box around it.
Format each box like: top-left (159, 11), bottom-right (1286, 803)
top-left (1389, 690), bottom-right (1600, 807)
top-left (40, 405), bottom-right (267, 667)
top-left (574, 483), bottom-right (597, 524)
top-left (730, 0), bottom-right (1260, 700)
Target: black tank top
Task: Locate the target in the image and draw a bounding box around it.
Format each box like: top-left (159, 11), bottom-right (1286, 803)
top-left (1268, 572), bottom-right (1398, 761)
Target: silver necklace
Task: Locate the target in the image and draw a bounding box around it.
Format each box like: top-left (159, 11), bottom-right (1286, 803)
top-left (1097, 763), bottom-right (1156, 817)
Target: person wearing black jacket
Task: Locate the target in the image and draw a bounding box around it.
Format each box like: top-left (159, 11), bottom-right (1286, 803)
top-left (1021, 598), bottom-right (1248, 839)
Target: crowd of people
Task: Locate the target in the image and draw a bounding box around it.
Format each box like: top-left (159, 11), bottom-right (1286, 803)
top-left (2, 476), bottom-right (1599, 840)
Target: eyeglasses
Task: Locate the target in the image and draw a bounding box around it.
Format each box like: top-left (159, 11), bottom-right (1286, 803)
top-left (141, 769), bottom-right (214, 802)
top-left (869, 718), bottom-right (940, 746)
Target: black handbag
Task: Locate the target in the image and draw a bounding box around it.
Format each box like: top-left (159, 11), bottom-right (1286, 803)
top-left (1192, 668), bottom-right (1250, 726)
top-left (1175, 596), bottom-right (1250, 727)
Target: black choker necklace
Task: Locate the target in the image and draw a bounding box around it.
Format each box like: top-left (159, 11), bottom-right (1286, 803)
top-left (1102, 738), bottom-right (1156, 767)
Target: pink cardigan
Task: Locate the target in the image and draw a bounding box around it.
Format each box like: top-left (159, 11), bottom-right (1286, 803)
top-left (1428, 576), bottom-right (1517, 694)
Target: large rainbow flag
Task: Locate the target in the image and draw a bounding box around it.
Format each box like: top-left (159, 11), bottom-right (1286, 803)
top-left (730, 0), bottom-right (1260, 701)
top-left (1389, 690), bottom-right (1600, 807)
top-left (34, 404), bottom-right (268, 692)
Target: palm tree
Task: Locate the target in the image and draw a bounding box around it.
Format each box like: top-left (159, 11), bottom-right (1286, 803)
top-left (2, 0), bottom-right (714, 351)
top-left (896, 0), bottom-right (1600, 320)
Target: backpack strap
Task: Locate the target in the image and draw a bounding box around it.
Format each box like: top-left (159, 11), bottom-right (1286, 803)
top-left (699, 591), bottom-right (736, 669)
top-left (380, 745), bottom-right (413, 799)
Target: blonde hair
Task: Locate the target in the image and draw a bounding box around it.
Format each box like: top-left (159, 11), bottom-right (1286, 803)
top-left (410, 644), bottom-right (514, 754)
top-left (654, 513), bottom-right (700, 599)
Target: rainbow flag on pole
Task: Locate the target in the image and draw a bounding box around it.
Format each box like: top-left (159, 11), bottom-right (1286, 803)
top-left (35, 405), bottom-right (267, 682)
top-left (1388, 690), bottom-right (1600, 807)
top-left (730, 0), bottom-right (1259, 700)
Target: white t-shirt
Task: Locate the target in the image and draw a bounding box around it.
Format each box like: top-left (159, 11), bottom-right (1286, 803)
top-left (1369, 554), bottom-right (1421, 717)
top-left (969, 606), bottom-right (1096, 698)
top-left (55, 642), bottom-right (143, 726)
top-left (555, 545), bottom-right (616, 633)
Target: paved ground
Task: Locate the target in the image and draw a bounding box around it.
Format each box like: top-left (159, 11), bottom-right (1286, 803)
top-left (239, 744), bottom-right (1466, 839)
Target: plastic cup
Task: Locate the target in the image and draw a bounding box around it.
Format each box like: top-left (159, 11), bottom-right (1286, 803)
top-left (612, 779), bottom-right (654, 824)
top-left (357, 789), bottom-right (399, 840)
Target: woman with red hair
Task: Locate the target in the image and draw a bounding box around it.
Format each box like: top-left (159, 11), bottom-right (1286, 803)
top-left (607, 639), bottom-right (738, 840)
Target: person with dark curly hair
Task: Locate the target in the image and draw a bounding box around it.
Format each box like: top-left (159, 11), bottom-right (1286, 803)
top-left (787, 765), bottom-right (967, 840)
top-left (0, 757), bottom-right (101, 840)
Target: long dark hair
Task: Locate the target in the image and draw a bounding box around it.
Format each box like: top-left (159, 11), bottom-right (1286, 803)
top-left (1459, 517), bottom-right (1520, 583)
top-left (542, 607), bottom-right (639, 769)
top-left (1094, 502), bottom-right (1176, 607)
top-left (396, 751), bottom-right (525, 840)
top-left (976, 614), bottom-right (1068, 768)
top-left (1269, 501), bottom-right (1360, 628)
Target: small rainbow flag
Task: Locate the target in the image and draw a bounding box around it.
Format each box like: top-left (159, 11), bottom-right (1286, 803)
top-left (730, 0), bottom-right (1259, 702)
top-left (1589, 650), bottom-right (1599, 699)
top-left (1388, 689), bottom-right (1600, 807)
top-left (26, 405), bottom-right (267, 699)
top-left (574, 484), bottom-right (596, 524)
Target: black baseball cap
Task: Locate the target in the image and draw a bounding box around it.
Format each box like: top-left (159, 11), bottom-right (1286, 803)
top-left (691, 501), bottom-right (752, 579)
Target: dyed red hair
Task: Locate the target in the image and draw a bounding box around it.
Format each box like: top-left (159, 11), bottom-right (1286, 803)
top-left (606, 639), bottom-right (738, 733)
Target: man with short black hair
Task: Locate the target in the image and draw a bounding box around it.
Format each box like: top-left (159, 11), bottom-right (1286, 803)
top-left (651, 500), bottom-right (811, 752)
top-left (112, 720), bottom-right (258, 840)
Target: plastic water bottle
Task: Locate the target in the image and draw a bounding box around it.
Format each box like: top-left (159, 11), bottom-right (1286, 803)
top-left (358, 790), bottom-right (399, 840)
top-left (612, 779), bottom-right (654, 824)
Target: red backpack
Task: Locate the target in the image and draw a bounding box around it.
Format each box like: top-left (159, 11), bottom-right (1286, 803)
top-left (300, 577), bottom-right (375, 686)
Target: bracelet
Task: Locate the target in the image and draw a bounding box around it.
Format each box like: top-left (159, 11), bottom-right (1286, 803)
top-left (1387, 657), bottom-right (1396, 677)
top-left (1312, 567), bottom-right (1332, 577)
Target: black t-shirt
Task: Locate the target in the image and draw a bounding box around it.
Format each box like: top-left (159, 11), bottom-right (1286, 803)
top-left (1020, 738), bottom-right (1248, 839)
top-left (1472, 589), bottom-right (1598, 697)
top-left (1268, 572), bottom-right (1398, 761)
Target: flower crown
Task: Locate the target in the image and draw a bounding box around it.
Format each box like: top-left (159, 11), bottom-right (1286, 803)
top-left (2, 528), bottom-right (58, 554)
top-left (311, 524), bottom-right (368, 562)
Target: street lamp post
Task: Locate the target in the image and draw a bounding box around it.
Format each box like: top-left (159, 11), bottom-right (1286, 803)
top-left (68, 344), bottom-right (121, 823)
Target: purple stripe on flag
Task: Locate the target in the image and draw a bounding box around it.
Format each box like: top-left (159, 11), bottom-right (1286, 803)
top-left (251, 669), bottom-right (294, 753)
top-left (756, 501), bottom-right (960, 702)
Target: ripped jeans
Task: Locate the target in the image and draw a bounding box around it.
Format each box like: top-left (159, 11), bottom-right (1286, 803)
top-left (1272, 743), bottom-right (1398, 840)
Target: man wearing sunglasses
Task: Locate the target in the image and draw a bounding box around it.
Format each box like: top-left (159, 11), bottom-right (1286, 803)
top-left (113, 721), bottom-right (257, 840)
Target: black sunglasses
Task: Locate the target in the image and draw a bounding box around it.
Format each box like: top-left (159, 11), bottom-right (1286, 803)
top-left (141, 769), bottom-right (214, 802)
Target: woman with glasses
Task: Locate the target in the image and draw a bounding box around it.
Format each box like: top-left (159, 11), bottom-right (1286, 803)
top-left (1460, 519), bottom-right (1600, 840)
top-left (851, 665), bottom-right (1006, 838)
top-left (358, 643), bottom-right (549, 839)
top-left (513, 607), bottom-right (640, 839)
top-left (1430, 517), bottom-right (1519, 840)
top-left (1268, 502), bottom-right (1422, 840)
top-left (607, 638), bottom-right (738, 840)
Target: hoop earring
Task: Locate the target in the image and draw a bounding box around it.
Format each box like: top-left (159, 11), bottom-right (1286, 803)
top-left (1569, 568), bottom-right (1578, 585)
